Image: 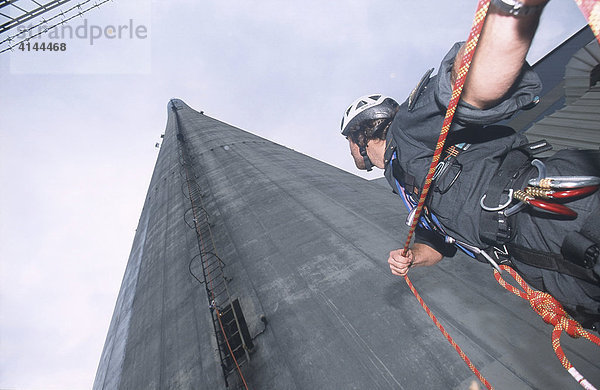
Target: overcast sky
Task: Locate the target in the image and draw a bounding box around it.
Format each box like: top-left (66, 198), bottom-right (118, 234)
top-left (0, 1), bottom-right (588, 389)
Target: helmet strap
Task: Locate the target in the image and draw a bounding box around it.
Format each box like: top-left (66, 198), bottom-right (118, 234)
top-left (359, 144), bottom-right (373, 172)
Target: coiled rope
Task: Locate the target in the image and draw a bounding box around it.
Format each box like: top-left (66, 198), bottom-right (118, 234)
top-left (494, 265), bottom-right (600, 390)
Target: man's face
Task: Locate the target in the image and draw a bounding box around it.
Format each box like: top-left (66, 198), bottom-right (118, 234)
top-left (348, 138), bottom-right (366, 170)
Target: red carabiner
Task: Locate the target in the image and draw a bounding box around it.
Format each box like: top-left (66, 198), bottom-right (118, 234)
top-left (548, 185), bottom-right (599, 199)
top-left (527, 199), bottom-right (577, 218)
top-left (526, 185), bottom-right (599, 200)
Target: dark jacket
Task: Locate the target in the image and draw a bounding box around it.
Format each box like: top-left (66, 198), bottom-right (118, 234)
top-left (383, 42), bottom-right (600, 327)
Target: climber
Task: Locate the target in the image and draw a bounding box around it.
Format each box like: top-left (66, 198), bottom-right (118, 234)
top-left (340, 0), bottom-right (600, 331)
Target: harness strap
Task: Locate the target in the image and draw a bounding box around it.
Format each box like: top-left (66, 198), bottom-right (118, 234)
top-left (508, 243), bottom-right (599, 283)
top-left (391, 147), bottom-right (479, 259)
top-left (479, 140), bottom-right (552, 245)
top-left (479, 149), bottom-right (529, 244)
top-left (391, 158), bottom-right (418, 197)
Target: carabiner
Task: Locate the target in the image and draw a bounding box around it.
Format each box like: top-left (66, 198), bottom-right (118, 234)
top-left (513, 190), bottom-right (577, 218)
top-left (454, 240), bottom-right (502, 273)
top-left (528, 176), bottom-right (600, 189)
top-left (480, 189), bottom-right (514, 211)
top-left (405, 207), bottom-right (418, 227)
top-left (503, 159), bottom-right (546, 217)
top-left (527, 199), bottom-right (578, 218)
top-left (504, 202), bottom-right (526, 217)
top-left (525, 185), bottom-right (599, 200)
top-left (531, 159), bottom-right (546, 181)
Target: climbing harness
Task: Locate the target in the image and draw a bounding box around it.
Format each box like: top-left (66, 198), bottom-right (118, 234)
top-left (487, 162), bottom-right (600, 218)
top-left (390, 151), bottom-right (504, 273)
top-left (479, 141), bottom-right (552, 245)
top-left (398, 0), bottom-right (600, 389)
top-left (480, 154), bottom-right (600, 283)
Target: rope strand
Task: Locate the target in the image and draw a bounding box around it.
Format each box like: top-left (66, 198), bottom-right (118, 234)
top-left (401, 1), bottom-right (493, 388)
top-left (401, 0), bottom-right (490, 255)
top-left (575, 0), bottom-right (600, 43)
top-left (400, 0), bottom-right (600, 388)
top-left (404, 276), bottom-right (494, 389)
top-left (494, 265), bottom-right (600, 389)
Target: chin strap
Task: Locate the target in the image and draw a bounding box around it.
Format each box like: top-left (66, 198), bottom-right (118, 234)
top-left (359, 144), bottom-right (373, 171)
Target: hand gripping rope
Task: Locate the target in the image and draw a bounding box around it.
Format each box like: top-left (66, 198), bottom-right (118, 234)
top-left (400, 0), bottom-right (600, 389)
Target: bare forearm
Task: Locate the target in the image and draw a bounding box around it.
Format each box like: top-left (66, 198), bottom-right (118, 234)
top-left (411, 243), bottom-right (444, 267)
top-left (457, 0), bottom-right (548, 109)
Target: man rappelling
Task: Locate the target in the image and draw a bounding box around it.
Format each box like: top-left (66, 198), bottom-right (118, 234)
top-left (341, 0), bottom-right (600, 333)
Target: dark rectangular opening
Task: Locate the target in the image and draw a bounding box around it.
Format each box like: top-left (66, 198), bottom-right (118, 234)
top-left (219, 298), bottom-right (254, 371)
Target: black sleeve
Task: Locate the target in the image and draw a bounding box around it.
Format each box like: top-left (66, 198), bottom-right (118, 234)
top-left (433, 42), bottom-right (542, 126)
top-left (414, 226), bottom-right (457, 258)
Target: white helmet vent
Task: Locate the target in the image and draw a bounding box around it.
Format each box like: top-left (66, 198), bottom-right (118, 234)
top-left (340, 94), bottom-right (398, 135)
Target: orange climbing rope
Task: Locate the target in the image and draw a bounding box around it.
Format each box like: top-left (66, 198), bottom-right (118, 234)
top-left (403, 276), bottom-right (494, 389)
top-left (494, 265), bottom-right (600, 390)
top-left (400, 0), bottom-right (490, 255)
top-left (575, 0), bottom-right (600, 43)
top-left (400, 0), bottom-right (494, 388)
top-left (400, 0), bottom-right (600, 389)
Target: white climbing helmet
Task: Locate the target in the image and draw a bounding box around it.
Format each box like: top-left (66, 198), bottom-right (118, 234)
top-left (341, 94), bottom-right (399, 136)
